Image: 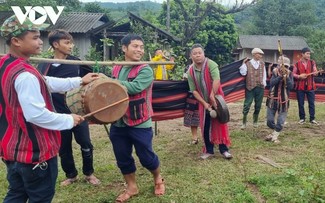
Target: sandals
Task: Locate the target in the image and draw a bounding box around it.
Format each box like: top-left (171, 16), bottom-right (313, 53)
top-left (85, 174), bottom-right (101, 185)
top-left (154, 178), bottom-right (165, 196)
top-left (60, 177), bottom-right (78, 186)
top-left (115, 190), bottom-right (138, 203)
top-left (191, 138), bottom-right (199, 145)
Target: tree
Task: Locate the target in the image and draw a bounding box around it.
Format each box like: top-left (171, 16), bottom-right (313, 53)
top-left (198, 12), bottom-right (237, 65)
top-left (158, 0), bottom-right (256, 46)
top-left (157, 0), bottom-right (240, 65)
top-left (307, 30), bottom-right (325, 68)
top-left (248, 0), bottom-right (317, 37)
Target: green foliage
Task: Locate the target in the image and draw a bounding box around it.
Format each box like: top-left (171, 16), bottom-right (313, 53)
top-left (236, 0), bottom-right (317, 38)
top-left (100, 38), bottom-right (114, 47)
top-left (307, 30), bottom-right (325, 68)
top-left (82, 2), bottom-right (110, 17)
top-left (85, 45), bottom-right (102, 62)
top-left (198, 12), bottom-right (238, 66)
top-left (157, 0), bottom-right (238, 65)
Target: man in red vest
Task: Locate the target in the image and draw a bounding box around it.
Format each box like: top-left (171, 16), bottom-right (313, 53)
top-left (109, 34), bottom-right (165, 202)
top-left (0, 15), bottom-right (98, 203)
top-left (187, 44), bottom-right (232, 160)
top-left (293, 47), bottom-right (319, 125)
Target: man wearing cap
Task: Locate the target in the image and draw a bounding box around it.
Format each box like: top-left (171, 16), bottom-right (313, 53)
top-left (239, 48), bottom-right (266, 129)
top-left (293, 47), bottom-right (319, 125)
top-left (0, 15), bottom-right (99, 202)
top-left (265, 56), bottom-right (294, 143)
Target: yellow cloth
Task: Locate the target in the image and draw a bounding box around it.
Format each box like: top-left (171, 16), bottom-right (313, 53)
top-left (151, 54), bottom-right (174, 80)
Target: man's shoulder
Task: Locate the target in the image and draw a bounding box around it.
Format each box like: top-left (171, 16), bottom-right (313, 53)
top-left (208, 58), bottom-right (218, 66)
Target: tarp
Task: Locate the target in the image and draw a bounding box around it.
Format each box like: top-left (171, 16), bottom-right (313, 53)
top-left (152, 59), bottom-right (325, 121)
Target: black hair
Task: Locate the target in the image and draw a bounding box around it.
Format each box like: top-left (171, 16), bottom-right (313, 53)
top-left (121, 34), bottom-right (144, 47)
top-left (302, 47), bottom-right (311, 53)
top-left (190, 43), bottom-right (204, 52)
top-left (154, 48), bottom-right (162, 53)
top-left (48, 29), bottom-right (73, 48)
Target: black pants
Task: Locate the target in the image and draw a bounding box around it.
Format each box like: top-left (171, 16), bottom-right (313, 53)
top-left (3, 157), bottom-right (58, 203)
top-left (203, 112), bottom-right (229, 154)
top-left (59, 120), bottom-right (94, 178)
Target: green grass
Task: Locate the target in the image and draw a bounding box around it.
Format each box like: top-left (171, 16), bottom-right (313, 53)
top-left (1, 101), bottom-right (325, 203)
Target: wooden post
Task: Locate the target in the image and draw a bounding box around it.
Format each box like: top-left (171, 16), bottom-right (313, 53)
top-left (155, 121), bottom-right (158, 136)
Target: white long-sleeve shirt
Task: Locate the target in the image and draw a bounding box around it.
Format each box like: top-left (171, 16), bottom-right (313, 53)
top-left (14, 72), bottom-right (81, 130)
top-left (239, 59), bottom-right (267, 87)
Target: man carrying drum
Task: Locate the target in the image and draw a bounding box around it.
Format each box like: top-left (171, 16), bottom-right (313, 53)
top-left (109, 34), bottom-right (165, 203)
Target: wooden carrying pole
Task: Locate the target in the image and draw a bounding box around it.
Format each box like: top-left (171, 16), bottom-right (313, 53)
top-left (83, 97), bottom-right (129, 119)
top-left (0, 54), bottom-right (175, 66)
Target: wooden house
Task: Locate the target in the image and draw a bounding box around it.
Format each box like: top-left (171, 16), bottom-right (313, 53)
top-left (233, 35), bottom-right (309, 64)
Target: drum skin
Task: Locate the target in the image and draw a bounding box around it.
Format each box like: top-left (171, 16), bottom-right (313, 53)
top-left (66, 73), bottom-right (129, 124)
top-left (214, 95), bottom-right (230, 124)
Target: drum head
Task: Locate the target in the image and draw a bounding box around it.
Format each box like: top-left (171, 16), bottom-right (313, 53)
top-left (214, 95), bottom-right (230, 124)
top-left (84, 78), bottom-right (129, 124)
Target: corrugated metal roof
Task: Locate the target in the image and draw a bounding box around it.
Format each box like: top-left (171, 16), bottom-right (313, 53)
top-left (0, 12), bottom-right (109, 34)
top-left (238, 35), bottom-right (308, 50)
top-left (46, 12), bottom-right (109, 33)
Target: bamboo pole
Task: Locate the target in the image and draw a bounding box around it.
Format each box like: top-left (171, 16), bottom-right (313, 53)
top-left (0, 54), bottom-right (175, 66)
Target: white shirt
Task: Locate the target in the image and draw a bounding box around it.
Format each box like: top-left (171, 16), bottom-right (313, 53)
top-left (14, 72), bottom-right (81, 130)
top-left (239, 59), bottom-right (267, 86)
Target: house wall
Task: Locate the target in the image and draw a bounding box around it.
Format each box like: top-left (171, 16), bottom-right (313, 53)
top-left (237, 48), bottom-right (297, 65)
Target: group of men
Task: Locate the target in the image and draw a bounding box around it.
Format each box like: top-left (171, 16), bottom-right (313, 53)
top-left (0, 13), bottom-right (320, 203)
top-left (0, 15), bottom-right (164, 203)
top-left (239, 47), bottom-right (319, 143)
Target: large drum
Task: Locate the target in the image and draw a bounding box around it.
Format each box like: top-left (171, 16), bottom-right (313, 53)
top-left (66, 73), bottom-right (129, 124)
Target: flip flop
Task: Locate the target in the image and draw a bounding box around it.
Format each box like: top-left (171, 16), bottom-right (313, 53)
top-left (85, 174), bottom-right (101, 185)
top-left (154, 178), bottom-right (165, 196)
top-left (60, 177), bottom-right (78, 186)
top-left (115, 190), bottom-right (138, 203)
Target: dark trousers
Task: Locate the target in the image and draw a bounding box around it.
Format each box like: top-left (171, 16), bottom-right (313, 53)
top-left (59, 121), bottom-right (94, 178)
top-left (296, 90), bottom-right (315, 121)
top-left (242, 86), bottom-right (264, 116)
top-left (109, 125), bottom-right (160, 175)
top-left (3, 157), bottom-right (58, 203)
top-left (204, 112), bottom-right (229, 155)
top-left (266, 107), bottom-right (288, 132)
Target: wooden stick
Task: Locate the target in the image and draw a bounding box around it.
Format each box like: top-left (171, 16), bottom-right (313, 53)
top-left (305, 70), bottom-right (324, 77)
top-left (256, 155), bottom-right (282, 168)
top-left (83, 97), bottom-right (129, 119)
top-left (0, 54), bottom-right (175, 66)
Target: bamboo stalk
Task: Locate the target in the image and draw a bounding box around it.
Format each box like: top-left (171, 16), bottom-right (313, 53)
top-left (0, 54), bottom-right (175, 66)
top-left (82, 97), bottom-right (129, 119)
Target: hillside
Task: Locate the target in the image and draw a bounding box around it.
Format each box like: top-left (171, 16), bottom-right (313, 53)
top-left (99, 1), bottom-right (162, 19)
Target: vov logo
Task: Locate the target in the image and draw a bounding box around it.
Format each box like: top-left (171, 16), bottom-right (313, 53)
top-left (11, 6), bottom-right (65, 25)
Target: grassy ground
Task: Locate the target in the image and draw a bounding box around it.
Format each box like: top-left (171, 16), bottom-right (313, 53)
top-left (0, 100), bottom-right (325, 203)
